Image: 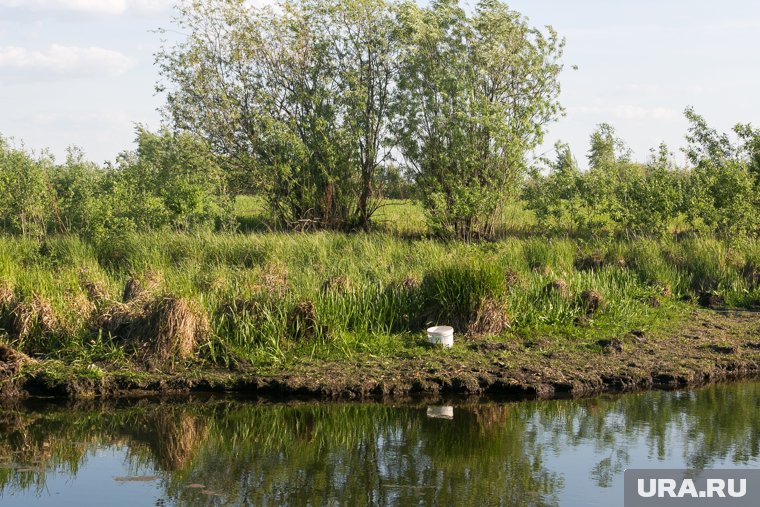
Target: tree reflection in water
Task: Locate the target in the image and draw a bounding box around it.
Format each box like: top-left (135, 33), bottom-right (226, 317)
top-left (0, 382), bottom-right (757, 506)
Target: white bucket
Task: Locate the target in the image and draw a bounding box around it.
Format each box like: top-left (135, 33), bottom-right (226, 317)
top-left (426, 406), bottom-right (454, 420)
top-left (427, 326), bottom-right (454, 348)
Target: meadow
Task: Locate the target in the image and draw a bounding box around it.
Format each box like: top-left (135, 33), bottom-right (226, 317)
top-left (1, 196), bottom-right (759, 378)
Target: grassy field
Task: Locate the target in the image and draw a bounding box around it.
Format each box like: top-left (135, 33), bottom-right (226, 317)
top-left (234, 196), bottom-right (536, 238)
top-left (2, 199), bottom-right (760, 382)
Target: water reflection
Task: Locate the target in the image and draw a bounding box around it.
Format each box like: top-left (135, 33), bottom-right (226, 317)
top-left (426, 406), bottom-right (454, 419)
top-left (0, 382), bottom-right (758, 506)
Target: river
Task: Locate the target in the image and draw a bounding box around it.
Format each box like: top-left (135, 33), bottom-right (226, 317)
top-left (0, 382), bottom-right (758, 506)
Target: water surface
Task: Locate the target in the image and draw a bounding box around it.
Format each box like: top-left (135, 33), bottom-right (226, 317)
top-left (0, 382), bottom-right (758, 506)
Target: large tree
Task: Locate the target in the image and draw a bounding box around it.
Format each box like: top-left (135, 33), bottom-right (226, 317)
top-left (393, 0), bottom-right (564, 240)
top-left (157, 0), bottom-right (397, 231)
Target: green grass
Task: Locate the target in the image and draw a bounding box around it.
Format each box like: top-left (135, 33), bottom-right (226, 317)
top-left (234, 195), bottom-right (271, 232)
top-left (2, 225), bottom-right (760, 370)
top-left (372, 199), bottom-right (428, 236)
top-left (234, 196), bottom-right (536, 238)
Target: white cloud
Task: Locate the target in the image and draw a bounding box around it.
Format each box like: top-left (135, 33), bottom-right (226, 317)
top-left (567, 105), bottom-right (680, 122)
top-left (0, 0), bottom-right (173, 15)
top-left (0, 44), bottom-right (135, 77)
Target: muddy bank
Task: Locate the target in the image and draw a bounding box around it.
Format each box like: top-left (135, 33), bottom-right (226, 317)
top-left (1, 309), bottom-right (759, 401)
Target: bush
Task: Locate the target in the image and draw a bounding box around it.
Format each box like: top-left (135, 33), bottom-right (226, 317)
top-left (0, 137), bottom-right (54, 238)
top-left (420, 262), bottom-right (507, 330)
top-left (108, 128), bottom-right (234, 233)
top-left (525, 117), bottom-right (759, 240)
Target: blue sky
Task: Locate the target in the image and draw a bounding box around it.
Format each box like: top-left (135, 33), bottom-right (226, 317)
top-left (1, 0), bottom-right (759, 166)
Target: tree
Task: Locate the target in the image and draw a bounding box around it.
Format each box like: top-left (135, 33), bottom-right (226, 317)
top-left (587, 123), bottom-right (631, 170)
top-left (582, 124), bottom-right (639, 236)
top-left (523, 142), bottom-right (586, 235)
top-left (157, 0), bottom-right (397, 231)
top-left (324, 0), bottom-right (398, 228)
top-left (734, 122), bottom-right (760, 183)
top-left (624, 143), bottom-right (684, 237)
top-left (683, 109), bottom-right (759, 236)
top-left (0, 137), bottom-right (54, 238)
top-left (393, 0), bottom-right (564, 240)
top-left (51, 147), bottom-right (107, 237)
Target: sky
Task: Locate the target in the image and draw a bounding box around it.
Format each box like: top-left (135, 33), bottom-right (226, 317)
top-left (1, 0), bottom-right (759, 166)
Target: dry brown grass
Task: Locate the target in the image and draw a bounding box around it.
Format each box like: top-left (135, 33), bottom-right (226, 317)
top-left (0, 283), bottom-right (14, 308)
top-left (77, 269), bottom-right (109, 304)
top-left (575, 252), bottom-right (605, 271)
top-left (98, 293), bottom-right (207, 369)
top-left (466, 298), bottom-right (510, 337)
top-left (0, 344), bottom-right (34, 378)
top-left (544, 279), bottom-right (570, 299)
top-left (10, 294), bottom-right (59, 341)
top-left (580, 289), bottom-right (605, 315)
top-left (398, 276), bottom-right (421, 290)
top-left (504, 270), bottom-right (525, 289)
top-left (259, 264), bottom-right (289, 296)
top-left (84, 281), bottom-right (108, 303)
top-left (148, 297), bottom-right (206, 364)
top-left (321, 275), bottom-right (354, 294)
top-left (63, 291), bottom-right (97, 333)
top-left (123, 272), bottom-right (164, 303)
top-left (122, 277), bottom-right (143, 303)
top-left (646, 296), bottom-right (662, 308)
top-left (96, 302), bottom-right (134, 333)
top-left (144, 271), bottom-right (163, 290)
top-left (288, 300), bottom-right (321, 341)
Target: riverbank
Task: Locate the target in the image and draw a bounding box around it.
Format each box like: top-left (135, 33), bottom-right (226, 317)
top-left (3, 232), bottom-right (760, 400)
top-left (3, 308), bottom-right (758, 400)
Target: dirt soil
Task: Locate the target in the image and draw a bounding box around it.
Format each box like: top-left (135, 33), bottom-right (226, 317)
top-left (2, 309), bottom-right (759, 401)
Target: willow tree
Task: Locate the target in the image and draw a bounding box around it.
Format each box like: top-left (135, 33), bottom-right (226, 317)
top-left (394, 0), bottom-right (564, 240)
top-left (157, 0), bottom-right (397, 230)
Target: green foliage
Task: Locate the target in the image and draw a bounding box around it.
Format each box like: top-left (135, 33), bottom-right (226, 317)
top-left (377, 164), bottom-right (413, 199)
top-left (587, 122), bottom-right (632, 170)
top-left (158, 0), bottom-right (562, 237)
top-left (623, 144), bottom-right (685, 237)
top-left (525, 115), bottom-right (759, 239)
top-left (682, 110), bottom-right (760, 237)
top-left (157, 0), bottom-right (397, 231)
top-left (0, 129), bottom-right (233, 242)
top-left (394, 0), bottom-right (564, 240)
top-left (110, 128), bottom-right (234, 233)
top-left (51, 147), bottom-right (109, 237)
top-left (524, 142), bottom-right (588, 235)
top-left (0, 137), bottom-right (54, 238)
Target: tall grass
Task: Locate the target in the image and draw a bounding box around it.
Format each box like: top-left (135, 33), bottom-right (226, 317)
top-left (1, 231), bottom-right (759, 368)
